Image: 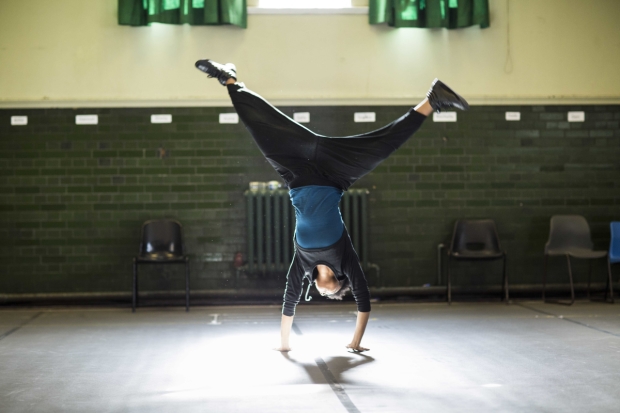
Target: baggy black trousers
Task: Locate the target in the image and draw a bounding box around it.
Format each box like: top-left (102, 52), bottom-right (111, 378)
top-left (227, 83), bottom-right (426, 190)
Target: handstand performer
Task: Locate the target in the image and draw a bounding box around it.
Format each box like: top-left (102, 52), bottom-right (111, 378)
top-left (195, 60), bottom-right (468, 352)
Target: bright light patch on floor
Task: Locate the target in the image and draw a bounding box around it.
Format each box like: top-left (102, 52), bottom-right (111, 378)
top-left (482, 383), bottom-right (502, 388)
top-left (162, 332), bottom-right (340, 401)
top-left (259, 0), bottom-right (351, 8)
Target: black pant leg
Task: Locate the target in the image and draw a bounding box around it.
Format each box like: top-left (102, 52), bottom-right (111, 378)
top-left (317, 109), bottom-right (427, 189)
top-left (227, 83), bottom-right (340, 189)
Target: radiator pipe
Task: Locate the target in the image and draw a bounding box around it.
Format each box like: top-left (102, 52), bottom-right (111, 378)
top-left (274, 192), bottom-right (281, 271)
top-left (256, 193), bottom-right (264, 273)
top-left (245, 192), bottom-right (254, 273)
top-left (361, 189), bottom-right (369, 270)
top-left (283, 192), bottom-right (292, 268)
top-left (265, 192), bottom-right (272, 270)
top-left (437, 243), bottom-right (445, 286)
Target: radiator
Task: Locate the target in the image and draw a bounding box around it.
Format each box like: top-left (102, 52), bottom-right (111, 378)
top-left (244, 188), bottom-right (370, 273)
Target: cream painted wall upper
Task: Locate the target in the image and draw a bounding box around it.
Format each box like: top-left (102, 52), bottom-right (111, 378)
top-left (1, 0), bottom-right (619, 107)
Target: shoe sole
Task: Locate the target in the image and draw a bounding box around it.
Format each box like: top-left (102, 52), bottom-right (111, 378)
top-left (433, 79), bottom-right (470, 110)
top-left (195, 59), bottom-right (216, 75)
top-left (195, 59), bottom-right (237, 85)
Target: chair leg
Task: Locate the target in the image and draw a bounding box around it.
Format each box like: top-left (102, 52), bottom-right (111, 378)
top-left (605, 259), bottom-right (609, 302)
top-left (503, 254), bottom-right (509, 304)
top-left (133, 259), bottom-right (138, 313)
top-left (587, 260), bottom-right (592, 300)
top-left (447, 257), bottom-right (452, 305)
top-left (543, 255), bottom-right (548, 302)
top-left (185, 259), bottom-right (190, 312)
top-left (606, 258), bottom-right (615, 304)
top-left (566, 255), bottom-right (575, 306)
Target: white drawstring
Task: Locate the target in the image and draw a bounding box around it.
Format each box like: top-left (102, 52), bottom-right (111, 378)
top-left (304, 277), bottom-right (313, 301)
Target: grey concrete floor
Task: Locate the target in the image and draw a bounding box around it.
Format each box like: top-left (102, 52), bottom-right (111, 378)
top-left (1, 301), bottom-right (620, 413)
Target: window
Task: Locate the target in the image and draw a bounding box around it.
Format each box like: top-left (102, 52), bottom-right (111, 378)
top-left (258, 0), bottom-right (351, 7)
top-left (248, 0), bottom-right (369, 14)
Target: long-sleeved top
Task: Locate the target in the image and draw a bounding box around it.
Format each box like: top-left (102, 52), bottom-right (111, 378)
top-left (282, 229), bottom-right (371, 317)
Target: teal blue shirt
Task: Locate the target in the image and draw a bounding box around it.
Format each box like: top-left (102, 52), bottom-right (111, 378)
top-left (289, 185), bottom-right (344, 249)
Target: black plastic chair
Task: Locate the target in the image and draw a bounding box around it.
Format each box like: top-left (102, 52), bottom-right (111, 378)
top-left (133, 219), bottom-right (190, 312)
top-left (447, 220), bottom-right (508, 304)
top-left (543, 215), bottom-right (613, 305)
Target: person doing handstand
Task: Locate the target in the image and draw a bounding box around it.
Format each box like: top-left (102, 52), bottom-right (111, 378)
top-left (195, 59), bottom-right (469, 352)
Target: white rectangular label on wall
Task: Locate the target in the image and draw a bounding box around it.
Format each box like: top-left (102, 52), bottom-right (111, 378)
top-left (11, 116), bottom-right (28, 125)
top-left (151, 114), bottom-right (172, 124)
top-left (568, 111), bottom-right (585, 122)
top-left (433, 112), bottom-right (457, 122)
top-left (75, 115), bottom-right (98, 125)
top-left (293, 112), bottom-right (310, 123)
top-left (505, 112), bottom-right (521, 121)
top-left (219, 113), bottom-right (239, 124)
top-left (354, 112), bottom-right (376, 123)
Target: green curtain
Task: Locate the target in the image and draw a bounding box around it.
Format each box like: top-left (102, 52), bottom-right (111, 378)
top-left (369, 0), bottom-right (489, 29)
top-left (118, 0), bottom-right (247, 28)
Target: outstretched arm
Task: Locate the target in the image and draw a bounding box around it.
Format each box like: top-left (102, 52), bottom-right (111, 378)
top-left (342, 237), bottom-right (371, 352)
top-left (277, 252), bottom-right (304, 351)
top-left (275, 314), bottom-right (294, 352)
top-left (346, 311), bottom-right (370, 352)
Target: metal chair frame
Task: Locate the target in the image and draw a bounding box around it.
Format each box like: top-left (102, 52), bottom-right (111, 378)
top-left (543, 255), bottom-right (613, 306)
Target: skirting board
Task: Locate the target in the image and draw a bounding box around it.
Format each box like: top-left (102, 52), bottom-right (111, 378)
top-left (0, 283), bottom-right (611, 305)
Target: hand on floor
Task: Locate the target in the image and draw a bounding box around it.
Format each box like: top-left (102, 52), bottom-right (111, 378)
top-left (346, 344), bottom-right (369, 353)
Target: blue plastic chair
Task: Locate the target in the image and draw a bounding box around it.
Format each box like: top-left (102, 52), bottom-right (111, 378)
top-left (608, 222), bottom-right (620, 303)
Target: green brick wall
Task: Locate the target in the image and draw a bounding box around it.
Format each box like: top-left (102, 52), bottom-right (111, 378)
top-left (1, 105), bottom-right (619, 294)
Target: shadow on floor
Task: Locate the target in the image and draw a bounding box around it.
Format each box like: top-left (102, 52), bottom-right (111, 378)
top-left (281, 352), bottom-right (375, 385)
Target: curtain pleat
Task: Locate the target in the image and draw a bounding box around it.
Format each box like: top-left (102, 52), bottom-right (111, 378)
top-left (118, 0), bottom-right (247, 28)
top-left (370, 0), bottom-right (489, 29)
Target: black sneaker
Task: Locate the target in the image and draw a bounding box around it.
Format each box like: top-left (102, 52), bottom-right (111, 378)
top-left (195, 59), bottom-right (237, 86)
top-left (426, 79), bottom-right (469, 113)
